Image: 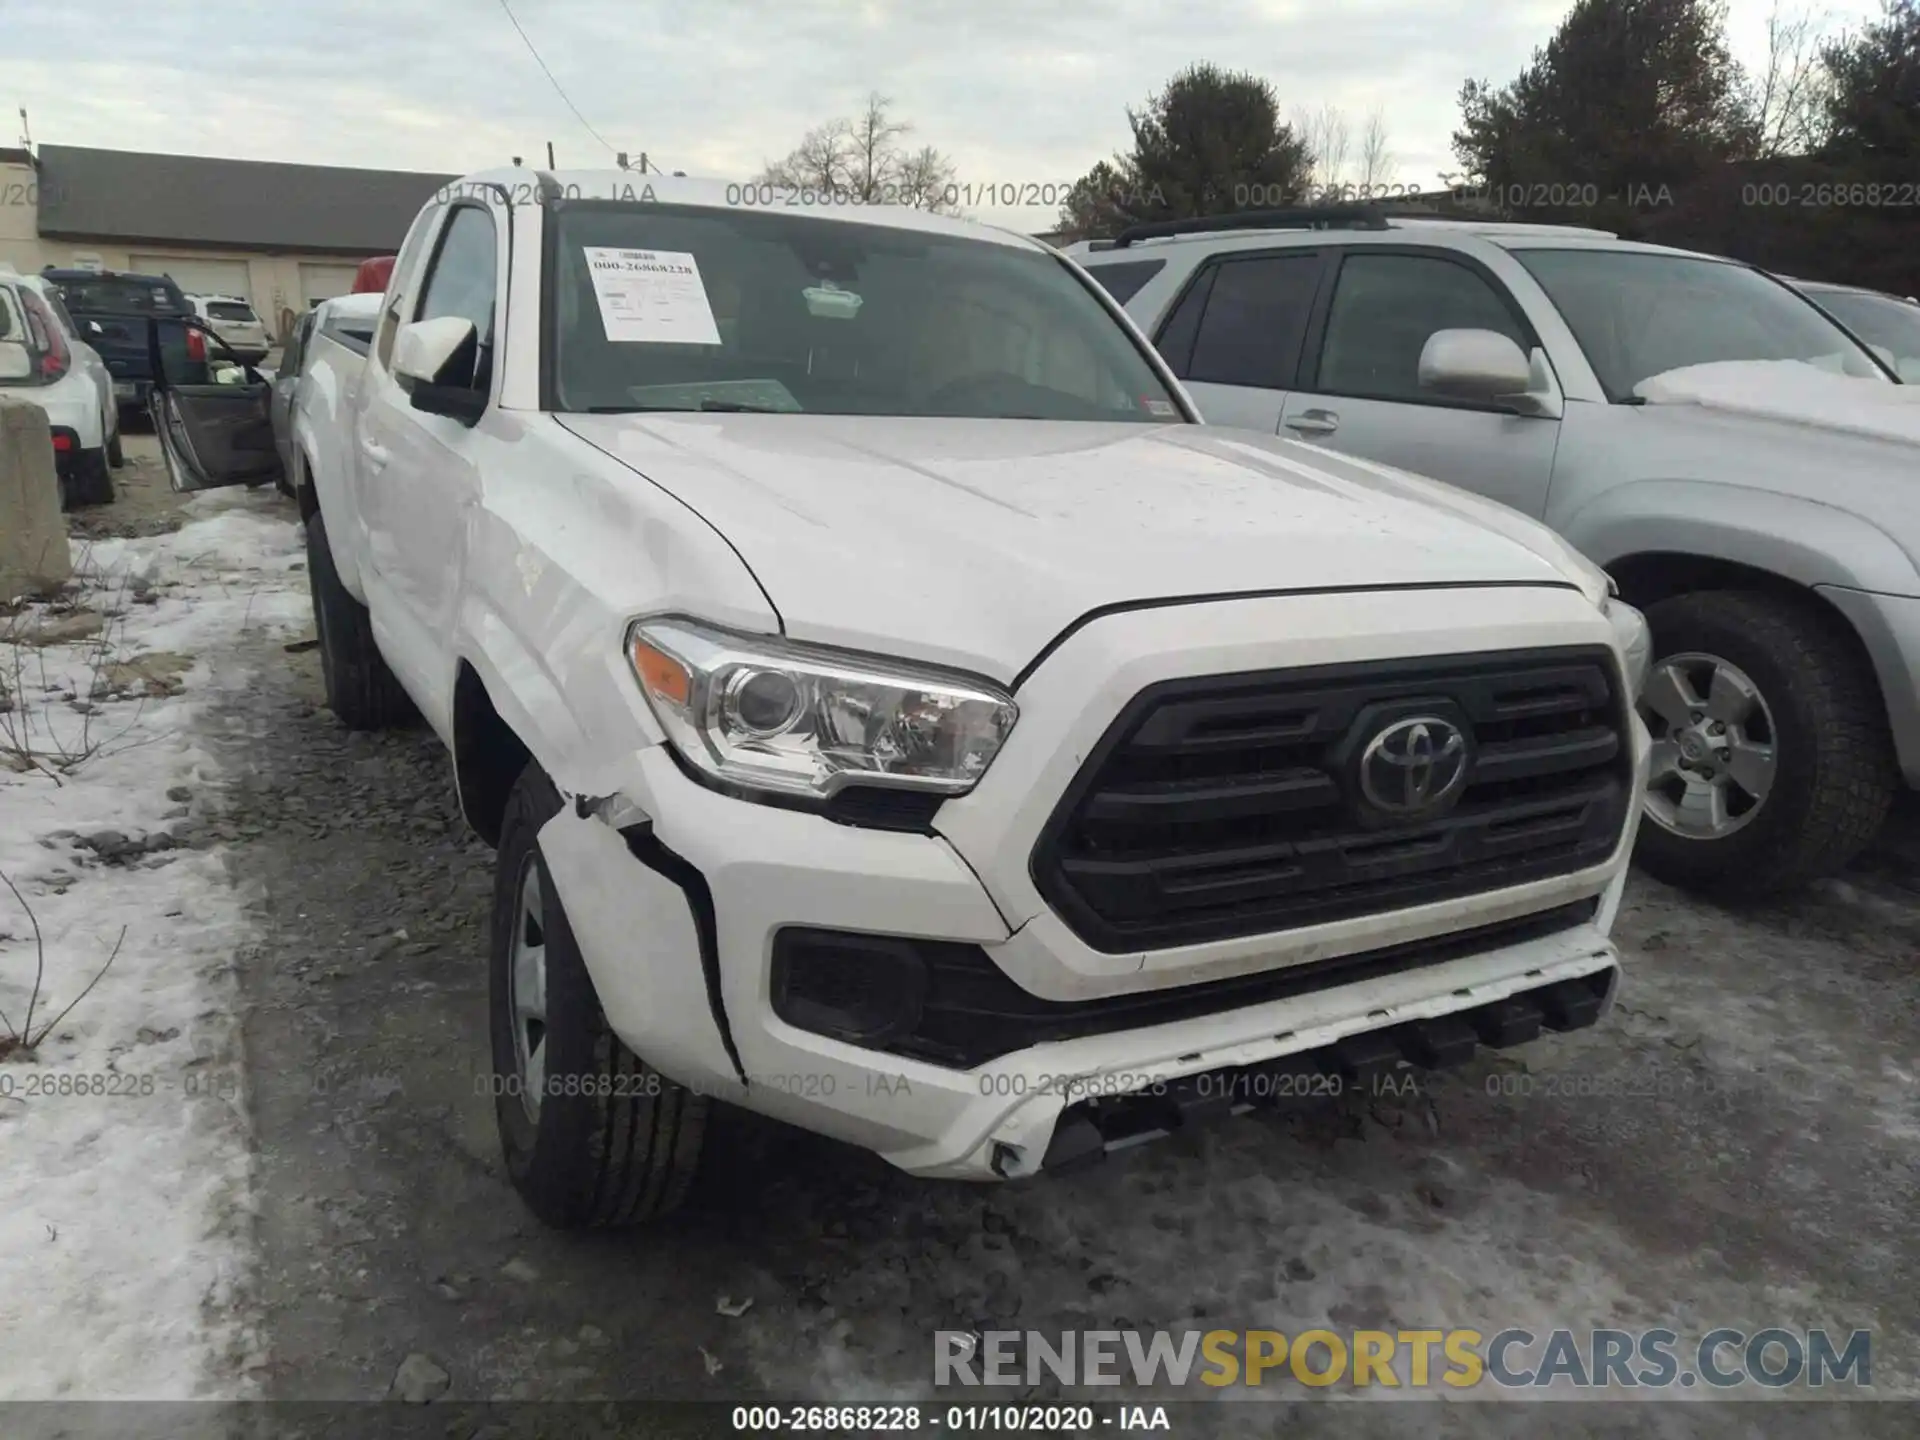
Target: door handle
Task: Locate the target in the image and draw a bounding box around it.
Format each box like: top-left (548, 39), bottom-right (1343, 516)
top-left (1284, 409), bottom-right (1340, 437)
top-left (359, 438), bottom-right (390, 471)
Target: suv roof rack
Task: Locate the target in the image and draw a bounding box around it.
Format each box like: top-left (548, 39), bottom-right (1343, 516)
top-left (1371, 209), bottom-right (1619, 238)
top-left (1099, 204), bottom-right (1389, 249)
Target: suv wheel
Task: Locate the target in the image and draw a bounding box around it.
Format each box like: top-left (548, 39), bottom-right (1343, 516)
top-left (304, 511), bottom-right (416, 730)
top-left (489, 762), bottom-right (709, 1229)
top-left (1634, 589), bottom-right (1896, 897)
top-left (69, 447), bottom-right (115, 507)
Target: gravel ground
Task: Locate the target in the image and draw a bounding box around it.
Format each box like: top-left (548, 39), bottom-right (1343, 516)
top-left (86, 445), bottom-right (1920, 1435)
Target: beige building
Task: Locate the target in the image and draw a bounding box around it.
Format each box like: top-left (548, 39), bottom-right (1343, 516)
top-left (1, 144), bottom-right (453, 343)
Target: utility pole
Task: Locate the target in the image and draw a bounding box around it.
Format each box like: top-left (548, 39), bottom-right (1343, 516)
top-left (546, 140), bottom-right (556, 169)
top-left (17, 107), bottom-right (32, 154)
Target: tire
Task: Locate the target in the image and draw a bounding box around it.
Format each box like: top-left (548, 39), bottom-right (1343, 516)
top-left (304, 511), bottom-right (416, 730)
top-left (107, 427), bottom-right (125, 469)
top-left (1634, 589), bottom-right (1897, 897)
top-left (490, 762), bottom-right (709, 1229)
top-left (69, 448), bottom-right (115, 507)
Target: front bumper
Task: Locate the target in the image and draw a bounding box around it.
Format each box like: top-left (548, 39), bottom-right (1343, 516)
top-left (536, 585), bottom-right (1647, 1180)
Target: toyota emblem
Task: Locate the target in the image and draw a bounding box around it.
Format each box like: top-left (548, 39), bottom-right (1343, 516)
top-left (1359, 716), bottom-right (1470, 815)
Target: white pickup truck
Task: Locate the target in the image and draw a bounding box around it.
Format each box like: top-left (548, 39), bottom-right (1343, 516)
top-left (144, 170), bottom-right (1652, 1230)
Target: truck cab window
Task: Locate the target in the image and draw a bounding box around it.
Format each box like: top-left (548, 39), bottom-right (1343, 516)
top-left (414, 206), bottom-right (498, 392)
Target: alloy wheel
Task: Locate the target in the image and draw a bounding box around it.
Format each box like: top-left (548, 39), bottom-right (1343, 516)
top-left (1639, 650), bottom-right (1779, 840)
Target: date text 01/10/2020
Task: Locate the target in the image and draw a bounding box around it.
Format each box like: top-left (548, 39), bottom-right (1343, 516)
top-left (728, 1405), bottom-right (1168, 1432)
top-left (473, 1067), bottom-right (1433, 1107)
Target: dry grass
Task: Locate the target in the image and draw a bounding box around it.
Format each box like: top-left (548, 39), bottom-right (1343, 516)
top-left (0, 865), bottom-right (125, 1062)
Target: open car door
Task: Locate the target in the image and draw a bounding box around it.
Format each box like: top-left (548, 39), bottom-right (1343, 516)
top-left (146, 316), bottom-right (284, 492)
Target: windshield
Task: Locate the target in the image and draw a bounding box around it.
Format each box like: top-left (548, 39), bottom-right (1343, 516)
top-left (52, 276), bottom-right (191, 317)
top-left (1514, 249), bottom-right (1888, 399)
top-left (547, 202), bottom-right (1182, 421)
top-left (207, 300), bottom-right (257, 322)
top-left (1805, 289), bottom-right (1920, 383)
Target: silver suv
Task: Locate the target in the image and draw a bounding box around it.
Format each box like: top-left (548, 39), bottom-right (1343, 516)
top-left (1071, 209), bottom-right (1919, 897)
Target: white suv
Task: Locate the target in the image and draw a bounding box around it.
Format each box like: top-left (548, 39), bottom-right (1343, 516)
top-left (148, 173), bottom-right (1651, 1226)
top-left (0, 267), bottom-right (121, 507)
top-left (188, 294), bottom-right (270, 363)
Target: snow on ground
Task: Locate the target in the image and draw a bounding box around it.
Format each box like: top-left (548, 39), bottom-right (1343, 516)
top-left (0, 488), bottom-right (307, 1400)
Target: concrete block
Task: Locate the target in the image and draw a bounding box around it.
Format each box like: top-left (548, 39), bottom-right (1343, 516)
top-left (0, 395), bottom-right (71, 602)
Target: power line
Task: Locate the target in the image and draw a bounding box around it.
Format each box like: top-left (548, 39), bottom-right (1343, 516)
top-left (495, 0), bottom-right (616, 157)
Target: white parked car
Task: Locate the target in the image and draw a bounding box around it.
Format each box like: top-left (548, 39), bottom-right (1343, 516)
top-left (188, 293), bottom-right (271, 363)
top-left (146, 171), bottom-right (1651, 1228)
top-left (0, 265), bottom-right (121, 507)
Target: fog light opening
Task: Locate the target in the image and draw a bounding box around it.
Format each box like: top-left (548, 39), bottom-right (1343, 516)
top-left (770, 930), bottom-right (928, 1045)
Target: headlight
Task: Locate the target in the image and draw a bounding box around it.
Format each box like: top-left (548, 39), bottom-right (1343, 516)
top-left (627, 617), bottom-right (1018, 801)
top-left (1605, 597), bottom-right (1651, 701)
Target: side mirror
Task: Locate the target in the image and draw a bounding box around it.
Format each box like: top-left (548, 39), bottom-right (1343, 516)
top-left (394, 317), bottom-right (485, 424)
top-left (395, 316), bottom-right (477, 387)
top-left (1418, 329), bottom-right (1534, 404)
top-left (0, 339), bottom-right (31, 382)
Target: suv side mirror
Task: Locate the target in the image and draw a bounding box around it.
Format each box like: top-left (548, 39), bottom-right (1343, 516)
top-left (395, 317), bottom-right (485, 424)
top-left (1419, 329), bottom-right (1534, 404)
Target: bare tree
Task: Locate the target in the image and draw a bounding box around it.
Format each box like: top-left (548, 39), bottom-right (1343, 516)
top-left (1752, 3), bottom-right (1836, 156)
top-left (891, 144), bottom-right (959, 210)
top-left (757, 93), bottom-right (960, 211)
top-left (1357, 107), bottom-right (1396, 190)
top-left (759, 121), bottom-right (855, 193)
top-left (1293, 102), bottom-right (1353, 195)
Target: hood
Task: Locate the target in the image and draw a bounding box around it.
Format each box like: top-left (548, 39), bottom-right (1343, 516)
top-left (556, 415), bottom-right (1590, 683)
top-left (1635, 360), bottom-right (1920, 447)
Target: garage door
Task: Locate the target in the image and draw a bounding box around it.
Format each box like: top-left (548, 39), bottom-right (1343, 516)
top-left (299, 264), bottom-right (361, 309)
top-left (130, 255), bottom-right (252, 302)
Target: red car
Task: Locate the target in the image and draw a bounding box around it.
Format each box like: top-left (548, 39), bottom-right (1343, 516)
top-left (351, 256), bottom-right (396, 295)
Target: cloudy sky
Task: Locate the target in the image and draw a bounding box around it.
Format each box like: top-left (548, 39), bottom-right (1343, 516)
top-left (0, 0), bottom-right (1887, 230)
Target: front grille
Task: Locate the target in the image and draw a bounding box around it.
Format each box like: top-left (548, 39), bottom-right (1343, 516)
top-left (1032, 647), bottom-right (1632, 952)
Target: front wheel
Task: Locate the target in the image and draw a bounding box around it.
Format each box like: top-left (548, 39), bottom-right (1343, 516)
top-left (1634, 589), bottom-right (1896, 897)
top-left (489, 763), bottom-right (709, 1229)
top-left (304, 511), bottom-right (415, 730)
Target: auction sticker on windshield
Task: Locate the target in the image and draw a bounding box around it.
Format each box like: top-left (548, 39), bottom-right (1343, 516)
top-left (584, 247), bottom-right (722, 345)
